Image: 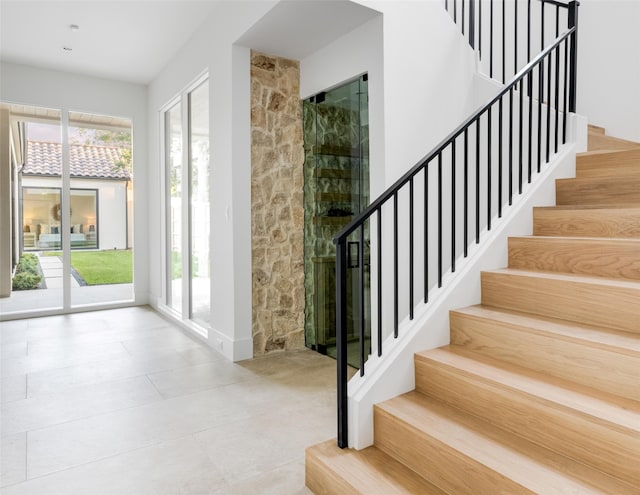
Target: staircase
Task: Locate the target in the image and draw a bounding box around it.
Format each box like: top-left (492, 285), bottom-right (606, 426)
top-left (306, 128), bottom-right (640, 493)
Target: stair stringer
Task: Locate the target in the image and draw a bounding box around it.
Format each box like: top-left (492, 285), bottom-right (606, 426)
top-left (346, 141), bottom-right (578, 450)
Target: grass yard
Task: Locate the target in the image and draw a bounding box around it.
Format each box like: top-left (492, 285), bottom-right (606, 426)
top-left (45, 250), bottom-right (133, 285)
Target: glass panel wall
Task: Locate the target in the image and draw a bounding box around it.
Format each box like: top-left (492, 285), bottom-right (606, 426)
top-left (68, 111), bottom-right (133, 307)
top-left (0, 109), bottom-right (64, 314)
top-left (303, 75), bottom-right (370, 365)
top-left (189, 81), bottom-right (211, 326)
top-left (166, 102), bottom-right (183, 315)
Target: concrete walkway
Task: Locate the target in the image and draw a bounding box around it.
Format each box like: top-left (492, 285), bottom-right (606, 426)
top-left (38, 255), bottom-right (80, 288)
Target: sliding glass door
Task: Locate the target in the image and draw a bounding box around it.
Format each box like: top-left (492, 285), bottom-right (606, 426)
top-left (164, 77), bottom-right (210, 332)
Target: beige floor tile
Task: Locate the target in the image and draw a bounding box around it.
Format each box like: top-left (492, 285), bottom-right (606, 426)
top-left (26, 351), bottom-right (188, 398)
top-left (4, 436), bottom-right (226, 495)
top-left (0, 433), bottom-right (26, 487)
top-left (227, 459), bottom-right (312, 495)
top-left (1, 342), bottom-right (28, 360)
top-left (1, 342), bottom-right (130, 378)
top-left (26, 383), bottom-right (258, 478)
top-left (1, 375), bottom-right (27, 403)
top-left (2, 375), bottom-right (162, 435)
top-left (147, 360), bottom-right (255, 398)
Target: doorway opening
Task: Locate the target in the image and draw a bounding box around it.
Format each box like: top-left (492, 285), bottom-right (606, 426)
top-left (303, 75), bottom-right (370, 366)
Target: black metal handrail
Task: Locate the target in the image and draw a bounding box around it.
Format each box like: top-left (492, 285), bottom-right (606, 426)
top-left (334, 0), bottom-right (579, 448)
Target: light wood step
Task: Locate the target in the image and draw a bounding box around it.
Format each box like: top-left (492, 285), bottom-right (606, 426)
top-left (305, 440), bottom-right (447, 495)
top-left (450, 305), bottom-right (640, 401)
top-left (577, 149), bottom-right (640, 178)
top-left (588, 124), bottom-right (606, 135)
top-left (533, 206), bottom-right (640, 238)
top-left (414, 346), bottom-right (640, 486)
top-left (556, 176), bottom-right (640, 206)
top-left (481, 268), bottom-right (640, 333)
top-left (508, 236), bottom-right (640, 280)
top-left (375, 392), bottom-right (637, 494)
top-left (585, 131), bottom-right (640, 153)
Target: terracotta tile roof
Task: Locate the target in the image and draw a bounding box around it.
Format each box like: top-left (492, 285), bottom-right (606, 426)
top-left (23, 141), bottom-right (131, 180)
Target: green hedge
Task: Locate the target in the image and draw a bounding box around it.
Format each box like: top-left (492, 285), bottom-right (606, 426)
top-left (12, 253), bottom-right (42, 290)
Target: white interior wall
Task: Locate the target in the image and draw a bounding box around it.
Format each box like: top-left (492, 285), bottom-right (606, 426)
top-left (0, 62), bottom-right (149, 305)
top-left (577, 0), bottom-right (640, 142)
top-left (147, 1), bottom-right (276, 361)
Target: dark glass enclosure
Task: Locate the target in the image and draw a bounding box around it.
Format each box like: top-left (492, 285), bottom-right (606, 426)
top-left (303, 75), bottom-right (370, 366)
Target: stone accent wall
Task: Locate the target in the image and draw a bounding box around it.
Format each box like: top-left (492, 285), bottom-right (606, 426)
top-left (250, 51), bottom-right (305, 355)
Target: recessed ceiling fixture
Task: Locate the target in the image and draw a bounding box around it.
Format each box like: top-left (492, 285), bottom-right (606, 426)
top-left (62, 46), bottom-right (73, 52)
top-left (70, 24), bottom-right (80, 32)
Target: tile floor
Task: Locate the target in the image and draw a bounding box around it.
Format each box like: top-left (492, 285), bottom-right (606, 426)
top-left (0, 306), bottom-right (339, 494)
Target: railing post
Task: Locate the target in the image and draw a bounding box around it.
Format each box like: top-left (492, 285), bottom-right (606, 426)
top-left (568, 1), bottom-right (579, 112)
top-left (336, 237), bottom-right (349, 449)
top-left (469, 0), bottom-right (476, 49)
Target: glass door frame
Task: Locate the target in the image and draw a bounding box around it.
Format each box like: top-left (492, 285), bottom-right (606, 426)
top-left (160, 72), bottom-right (210, 337)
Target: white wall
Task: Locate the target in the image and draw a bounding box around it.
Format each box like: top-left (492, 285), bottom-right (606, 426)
top-left (577, 0), bottom-right (640, 142)
top-left (147, 1), bottom-right (277, 361)
top-left (0, 62), bottom-right (149, 305)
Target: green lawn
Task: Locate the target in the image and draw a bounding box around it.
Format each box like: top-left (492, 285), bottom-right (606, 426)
top-left (46, 250), bottom-right (132, 285)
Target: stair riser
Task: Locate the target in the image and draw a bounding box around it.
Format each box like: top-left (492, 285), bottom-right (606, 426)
top-left (374, 407), bottom-right (535, 494)
top-left (450, 311), bottom-right (640, 401)
top-left (481, 271), bottom-right (640, 333)
top-left (508, 237), bottom-right (640, 280)
top-left (306, 454), bottom-right (360, 495)
top-left (414, 356), bottom-right (640, 486)
top-left (556, 177), bottom-right (640, 206)
top-left (533, 207), bottom-right (640, 238)
top-left (577, 149), bottom-right (640, 178)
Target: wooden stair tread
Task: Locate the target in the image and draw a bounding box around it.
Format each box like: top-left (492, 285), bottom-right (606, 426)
top-left (576, 149), bottom-right (640, 178)
top-left (415, 346), bottom-right (640, 430)
top-left (450, 305), bottom-right (640, 401)
top-left (305, 440), bottom-right (447, 495)
top-left (508, 235), bottom-right (640, 280)
top-left (556, 176), bottom-right (640, 206)
top-left (584, 131), bottom-right (640, 153)
top-left (452, 304), bottom-right (640, 355)
top-left (377, 392), bottom-right (637, 494)
top-left (533, 206), bottom-right (640, 237)
top-left (481, 268), bottom-right (640, 333)
top-left (487, 267), bottom-right (640, 290)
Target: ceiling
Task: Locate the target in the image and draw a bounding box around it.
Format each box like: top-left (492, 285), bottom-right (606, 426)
top-left (0, 1), bottom-right (220, 85)
top-left (0, 1), bottom-right (380, 86)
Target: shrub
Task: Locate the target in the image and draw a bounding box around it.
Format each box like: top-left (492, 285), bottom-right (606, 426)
top-left (12, 254), bottom-right (42, 290)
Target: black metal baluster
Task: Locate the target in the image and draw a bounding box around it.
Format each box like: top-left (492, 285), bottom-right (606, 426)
top-left (469, 0), bottom-right (476, 49)
top-left (546, 51), bottom-right (552, 163)
top-left (462, 0), bottom-right (466, 35)
top-left (519, 79), bottom-right (524, 194)
top-left (479, 0), bottom-right (482, 60)
top-left (490, 0), bottom-right (494, 78)
top-left (438, 153), bottom-right (443, 288)
top-left (554, 6), bottom-right (560, 153)
top-left (514, 0), bottom-right (518, 77)
top-left (538, 60), bottom-right (543, 173)
top-left (563, 38), bottom-right (569, 143)
top-left (508, 86), bottom-right (513, 205)
top-left (359, 223), bottom-right (365, 373)
top-left (498, 96), bottom-right (503, 217)
top-left (541, 1), bottom-right (545, 52)
top-left (336, 238), bottom-right (348, 447)
top-left (568, 1), bottom-right (579, 113)
top-left (451, 142), bottom-right (456, 272)
top-left (376, 209), bottom-right (382, 357)
top-left (502, 0), bottom-right (505, 82)
top-left (424, 165), bottom-right (429, 302)
top-left (464, 128), bottom-right (469, 257)
top-left (454, 0), bottom-right (457, 22)
top-left (393, 192), bottom-right (398, 338)
top-left (528, 71), bottom-right (533, 183)
top-left (409, 177), bottom-right (414, 320)
top-left (487, 107), bottom-right (492, 230)
top-left (476, 118), bottom-right (481, 243)
top-left (527, 0), bottom-right (531, 62)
